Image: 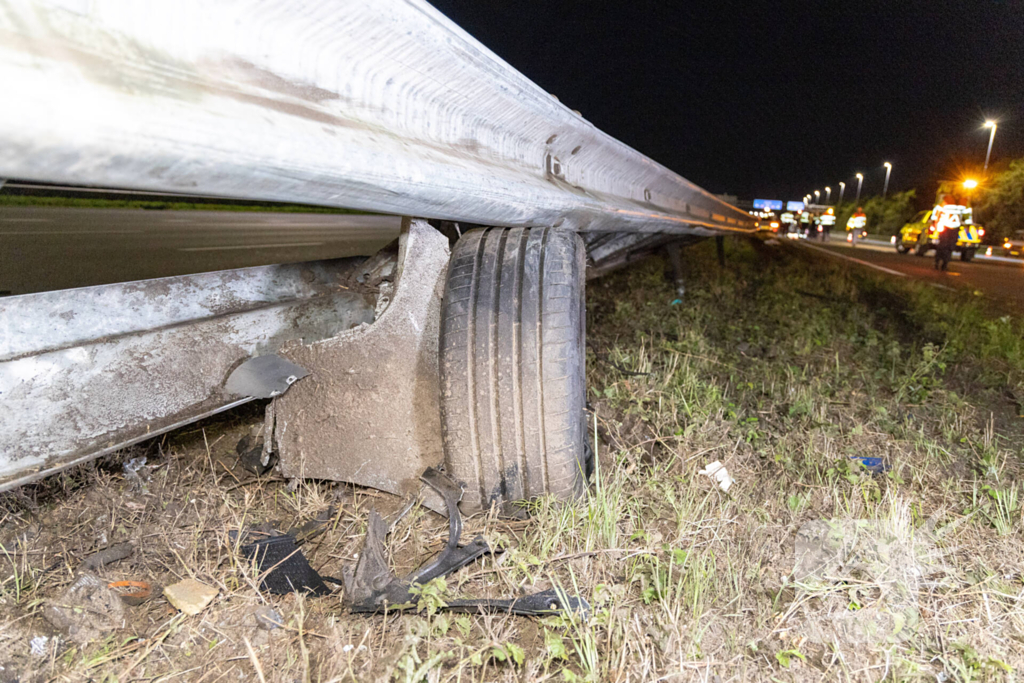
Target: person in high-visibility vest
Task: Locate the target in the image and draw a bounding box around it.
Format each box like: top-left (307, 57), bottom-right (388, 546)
top-left (932, 195), bottom-right (961, 271)
top-left (799, 210), bottom-right (812, 238)
top-left (819, 207), bottom-right (836, 242)
top-left (846, 207), bottom-right (867, 246)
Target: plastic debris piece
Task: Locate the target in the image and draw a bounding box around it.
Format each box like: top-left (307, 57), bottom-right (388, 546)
top-left (254, 605), bottom-right (282, 630)
top-left (123, 456), bottom-right (149, 492)
top-left (108, 580), bottom-right (153, 606)
top-left (164, 579), bottom-right (218, 616)
top-left (236, 435), bottom-right (274, 475)
top-left (241, 535), bottom-right (336, 596)
top-left (849, 456), bottom-right (888, 474)
top-left (82, 542), bottom-right (134, 572)
top-left (43, 574), bottom-right (125, 644)
top-left (29, 636), bottom-right (49, 657)
top-left (670, 298), bottom-right (683, 306)
top-left (344, 467), bottom-right (590, 618)
top-left (698, 460), bottom-right (734, 492)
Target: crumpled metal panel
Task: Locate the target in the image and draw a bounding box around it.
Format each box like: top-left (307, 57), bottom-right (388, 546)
top-left (0, 0), bottom-right (751, 235)
top-left (272, 219), bottom-right (449, 510)
top-left (0, 259), bottom-right (374, 490)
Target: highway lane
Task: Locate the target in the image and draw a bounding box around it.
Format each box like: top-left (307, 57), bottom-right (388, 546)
top-left (798, 237), bottom-right (1024, 314)
top-left (0, 207), bottom-right (402, 294)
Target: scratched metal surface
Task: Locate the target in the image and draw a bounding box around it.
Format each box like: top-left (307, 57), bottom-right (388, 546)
top-left (0, 258), bottom-right (375, 491)
top-left (0, 0), bottom-right (751, 234)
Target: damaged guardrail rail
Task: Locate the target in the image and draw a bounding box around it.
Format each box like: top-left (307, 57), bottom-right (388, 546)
top-left (0, 0), bottom-right (751, 505)
top-left (0, 0), bottom-right (750, 235)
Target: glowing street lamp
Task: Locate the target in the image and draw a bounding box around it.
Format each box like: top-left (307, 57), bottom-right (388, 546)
top-left (963, 178), bottom-right (978, 190)
top-left (814, 190), bottom-right (820, 204)
top-left (883, 162), bottom-right (892, 199)
top-left (855, 173), bottom-right (864, 205)
top-left (983, 120), bottom-right (998, 171)
top-left (825, 186), bottom-right (832, 204)
top-left (838, 181), bottom-right (846, 205)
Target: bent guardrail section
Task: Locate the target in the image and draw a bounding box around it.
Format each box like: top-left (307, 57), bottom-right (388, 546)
top-left (0, 0), bottom-right (750, 234)
top-left (0, 258), bottom-right (377, 490)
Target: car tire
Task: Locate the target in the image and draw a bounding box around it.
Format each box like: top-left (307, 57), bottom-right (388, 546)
top-left (896, 241), bottom-right (909, 254)
top-left (914, 241), bottom-right (929, 256)
top-left (960, 248), bottom-right (975, 263)
top-left (439, 227), bottom-right (587, 513)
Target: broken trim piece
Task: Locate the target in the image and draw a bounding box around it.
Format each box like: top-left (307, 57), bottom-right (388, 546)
top-left (273, 219), bottom-right (451, 511)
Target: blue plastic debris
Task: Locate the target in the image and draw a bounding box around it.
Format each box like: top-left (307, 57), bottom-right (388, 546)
top-left (670, 299), bottom-right (683, 306)
top-left (849, 456), bottom-right (888, 474)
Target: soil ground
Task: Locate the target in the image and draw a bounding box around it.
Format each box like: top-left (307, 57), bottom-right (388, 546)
top-left (2, 237), bottom-right (1024, 682)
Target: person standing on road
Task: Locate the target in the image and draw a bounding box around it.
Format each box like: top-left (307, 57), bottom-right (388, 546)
top-left (933, 195), bottom-right (961, 271)
top-left (799, 210), bottom-right (812, 238)
top-left (819, 207), bottom-right (836, 241)
top-left (847, 207), bottom-right (866, 247)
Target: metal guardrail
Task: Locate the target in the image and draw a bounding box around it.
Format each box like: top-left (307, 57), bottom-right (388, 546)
top-left (0, 0), bottom-right (753, 491)
top-left (0, 257), bottom-right (377, 489)
top-left (0, 0), bottom-right (751, 235)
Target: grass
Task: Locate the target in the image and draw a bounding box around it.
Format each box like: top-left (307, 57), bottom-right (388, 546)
top-left (2, 237), bottom-right (1024, 681)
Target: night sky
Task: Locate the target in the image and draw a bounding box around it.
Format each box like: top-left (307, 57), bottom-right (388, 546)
top-left (431, 0), bottom-right (1024, 205)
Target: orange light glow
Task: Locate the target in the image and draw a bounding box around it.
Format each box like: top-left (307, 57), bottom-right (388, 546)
top-left (963, 179), bottom-right (978, 190)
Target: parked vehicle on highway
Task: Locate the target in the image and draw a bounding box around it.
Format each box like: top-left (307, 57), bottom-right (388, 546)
top-left (1002, 230), bottom-right (1024, 258)
top-left (896, 205), bottom-right (984, 261)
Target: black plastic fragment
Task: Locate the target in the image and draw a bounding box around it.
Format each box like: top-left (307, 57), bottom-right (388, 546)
top-left (447, 588), bottom-right (591, 618)
top-left (241, 535), bottom-right (339, 596)
top-left (343, 467), bottom-right (589, 618)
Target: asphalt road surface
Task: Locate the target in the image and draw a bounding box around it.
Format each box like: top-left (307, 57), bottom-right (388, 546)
top-left (799, 236), bottom-right (1024, 314)
top-left (0, 207), bottom-right (402, 294)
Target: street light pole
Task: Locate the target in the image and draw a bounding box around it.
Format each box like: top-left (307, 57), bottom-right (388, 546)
top-left (855, 173), bottom-right (863, 205)
top-left (883, 162), bottom-right (892, 199)
top-left (825, 186), bottom-right (832, 204)
top-left (984, 121), bottom-right (998, 171)
top-left (838, 182), bottom-right (846, 206)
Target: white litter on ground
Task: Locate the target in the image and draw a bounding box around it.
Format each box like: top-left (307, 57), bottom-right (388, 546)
top-left (29, 636), bottom-right (49, 657)
top-left (699, 460), bottom-right (734, 492)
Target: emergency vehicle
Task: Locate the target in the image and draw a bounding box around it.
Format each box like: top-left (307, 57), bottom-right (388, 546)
top-left (1002, 230), bottom-right (1024, 258)
top-left (750, 210), bottom-right (781, 233)
top-left (895, 185), bottom-right (984, 261)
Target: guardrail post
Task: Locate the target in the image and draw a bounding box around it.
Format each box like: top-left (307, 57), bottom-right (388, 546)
top-left (666, 243), bottom-right (685, 299)
top-left (716, 236), bottom-right (726, 267)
